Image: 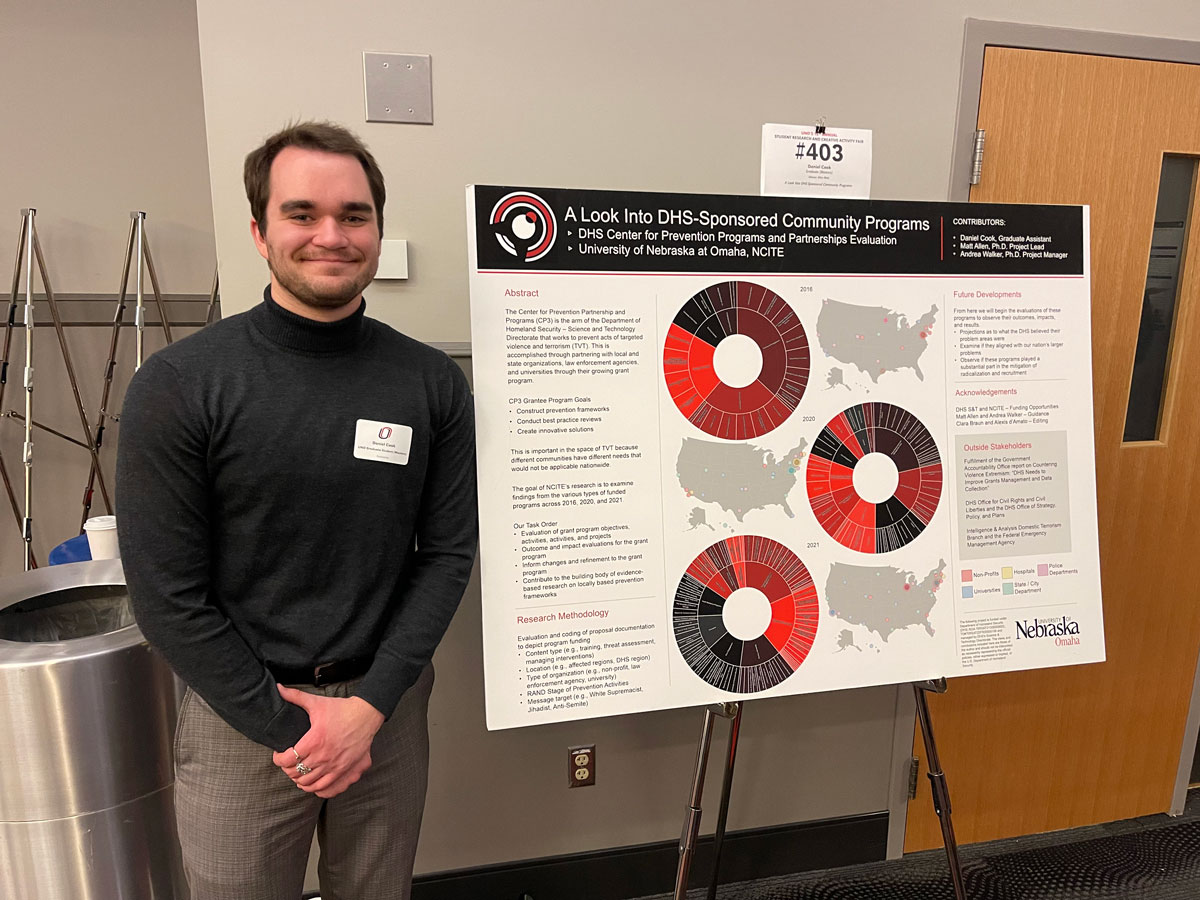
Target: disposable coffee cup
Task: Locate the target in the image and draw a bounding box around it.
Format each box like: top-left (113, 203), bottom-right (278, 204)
top-left (83, 515), bottom-right (119, 560)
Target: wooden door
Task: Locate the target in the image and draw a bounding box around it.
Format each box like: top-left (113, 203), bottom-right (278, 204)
top-left (906, 47), bottom-right (1200, 851)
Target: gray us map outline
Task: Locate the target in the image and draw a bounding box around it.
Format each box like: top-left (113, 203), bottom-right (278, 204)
top-left (826, 559), bottom-right (947, 642)
top-left (676, 437), bottom-right (808, 523)
top-left (816, 298), bottom-right (938, 383)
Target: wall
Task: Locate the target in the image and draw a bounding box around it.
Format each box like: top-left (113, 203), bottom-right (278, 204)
top-left (0, 0), bottom-right (216, 574)
top-left (190, 0), bottom-right (1200, 882)
top-left (1, 0), bottom-right (215, 293)
top-left (197, 0), bottom-right (1200, 334)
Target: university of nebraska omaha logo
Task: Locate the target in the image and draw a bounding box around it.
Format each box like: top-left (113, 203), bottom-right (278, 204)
top-left (1015, 615), bottom-right (1081, 647)
top-left (489, 191), bottom-right (557, 262)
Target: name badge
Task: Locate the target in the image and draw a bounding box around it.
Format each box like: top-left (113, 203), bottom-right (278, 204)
top-left (354, 419), bottom-right (413, 465)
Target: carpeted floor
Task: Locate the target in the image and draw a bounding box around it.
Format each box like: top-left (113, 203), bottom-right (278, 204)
top-left (635, 790), bottom-right (1200, 900)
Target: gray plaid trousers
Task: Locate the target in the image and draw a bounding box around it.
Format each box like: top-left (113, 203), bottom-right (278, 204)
top-left (173, 665), bottom-right (434, 900)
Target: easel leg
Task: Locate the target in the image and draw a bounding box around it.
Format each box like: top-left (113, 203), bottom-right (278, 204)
top-left (675, 702), bottom-right (741, 900)
top-left (0, 451), bottom-right (34, 567)
top-left (31, 226), bottom-right (113, 516)
top-left (2, 215), bottom-right (30, 565)
top-left (20, 210), bottom-right (36, 572)
top-left (143, 237), bottom-right (173, 345)
top-left (80, 216), bottom-right (135, 531)
top-left (913, 679), bottom-right (967, 900)
top-left (706, 702), bottom-right (742, 900)
top-left (675, 707), bottom-right (717, 900)
top-left (204, 265), bottom-right (220, 326)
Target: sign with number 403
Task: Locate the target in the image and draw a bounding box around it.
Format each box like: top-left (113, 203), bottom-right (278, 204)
top-left (761, 123), bottom-right (872, 200)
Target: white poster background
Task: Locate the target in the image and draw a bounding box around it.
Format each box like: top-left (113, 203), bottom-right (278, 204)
top-left (468, 187), bottom-right (1102, 730)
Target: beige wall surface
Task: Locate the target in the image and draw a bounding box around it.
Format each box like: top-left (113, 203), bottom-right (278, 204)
top-left (197, 0), bottom-right (1200, 339)
top-left (1, 0), bottom-right (216, 294)
top-left (189, 0), bottom-right (1200, 881)
top-left (0, 0), bottom-right (215, 573)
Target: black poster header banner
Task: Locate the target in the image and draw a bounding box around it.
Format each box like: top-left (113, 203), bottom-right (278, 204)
top-left (470, 185), bottom-right (1085, 276)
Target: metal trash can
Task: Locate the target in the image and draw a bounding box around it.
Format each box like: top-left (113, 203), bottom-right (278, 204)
top-left (0, 559), bottom-right (185, 899)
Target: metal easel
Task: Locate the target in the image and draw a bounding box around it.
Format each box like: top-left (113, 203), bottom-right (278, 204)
top-left (673, 680), bottom-right (967, 900)
top-left (2, 209), bottom-right (196, 560)
top-left (3, 209), bottom-right (37, 570)
top-left (912, 678), bottom-right (967, 900)
top-left (3, 209), bottom-right (110, 567)
top-left (77, 211), bottom-right (175, 528)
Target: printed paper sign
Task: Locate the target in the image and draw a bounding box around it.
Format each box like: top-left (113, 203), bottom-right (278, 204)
top-left (761, 123), bottom-right (872, 199)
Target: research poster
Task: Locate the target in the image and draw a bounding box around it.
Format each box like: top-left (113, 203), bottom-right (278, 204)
top-left (466, 186), bottom-right (1104, 730)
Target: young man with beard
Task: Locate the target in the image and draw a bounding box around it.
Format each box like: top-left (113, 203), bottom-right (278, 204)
top-left (117, 121), bottom-right (478, 900)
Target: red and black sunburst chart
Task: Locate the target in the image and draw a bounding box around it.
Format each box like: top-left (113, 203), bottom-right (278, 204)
top-left (806, 402), bottom-right (942, 553)
top-left (663, 282), bottom-right (810, 439)
top-left (673, 536), bottom-right (819, 693)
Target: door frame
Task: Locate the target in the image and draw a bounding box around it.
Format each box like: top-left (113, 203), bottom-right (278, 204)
top-left (948, 20), bottom-right (1200, 202)
top-left (885, 20), bottom-right (1200, 857)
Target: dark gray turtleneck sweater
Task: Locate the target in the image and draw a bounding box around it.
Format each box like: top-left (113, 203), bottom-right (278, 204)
top-left (116, 289), bottom-right (477, 750)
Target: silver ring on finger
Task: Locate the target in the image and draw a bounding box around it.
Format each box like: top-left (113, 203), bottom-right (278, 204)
top-left (296, 762), bottom-right (312, 776)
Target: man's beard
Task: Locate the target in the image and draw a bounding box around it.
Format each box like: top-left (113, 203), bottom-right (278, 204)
top-left (268, 247), bottom-right (374, 310)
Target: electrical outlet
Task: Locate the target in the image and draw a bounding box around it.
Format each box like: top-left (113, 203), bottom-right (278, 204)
top-left (568, 744), bottom-right (595, 787)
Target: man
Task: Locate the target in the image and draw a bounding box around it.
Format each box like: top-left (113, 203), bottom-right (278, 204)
top-left (116, 121), bottom-right (478, 900)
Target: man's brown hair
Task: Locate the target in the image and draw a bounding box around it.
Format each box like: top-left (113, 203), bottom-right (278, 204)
top-left (244, 121), bottom-right (386, 236)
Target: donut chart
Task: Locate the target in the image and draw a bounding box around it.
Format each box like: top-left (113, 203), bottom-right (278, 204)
top-left (807, 402), bottom-right (942, 553)
top-left (673, 536), bottom-right (819, 693)
top-left (664, 282), bottom-right (810, 439)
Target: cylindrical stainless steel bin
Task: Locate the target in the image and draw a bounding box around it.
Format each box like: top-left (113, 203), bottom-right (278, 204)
top-left (0, 559), bottom-right (185, 899)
